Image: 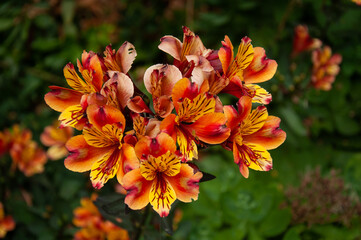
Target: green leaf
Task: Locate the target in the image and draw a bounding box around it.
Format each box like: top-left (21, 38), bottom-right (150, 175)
top-left (279, 106), bottom-right (307, 136)
top-left (259, 208), bottom-right (292, 237)
top-left (0, 18), bottom-right (13, 31)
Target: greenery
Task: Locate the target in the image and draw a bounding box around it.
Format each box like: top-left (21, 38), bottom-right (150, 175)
top-left (1, 0), bottom-right (360, 239)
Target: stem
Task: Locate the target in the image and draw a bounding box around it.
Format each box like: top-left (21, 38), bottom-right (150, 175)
top-left (133, 205), bottom-right (151, 240)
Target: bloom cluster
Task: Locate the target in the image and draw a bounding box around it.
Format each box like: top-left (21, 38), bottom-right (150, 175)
top-left (73, 194), bottom-right (129, 240)
top-left (45, 27), bottom-right (286, 217)
top-left (0, 125), bottom-right (47, 176)
top-left (292, 25), bottom-right (342, 91)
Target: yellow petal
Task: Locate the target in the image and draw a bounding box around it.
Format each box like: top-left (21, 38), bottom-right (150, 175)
top-left (178, 94), bottom-right (215, 122)
top-left (241, 106), bottom-right (268, 135)
top-left (83, 124), bottom-right (122, 148)
top-left (149, 177), bottom-right (176, 217)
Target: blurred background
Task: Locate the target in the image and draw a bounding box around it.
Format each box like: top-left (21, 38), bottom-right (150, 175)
top-left (0, 0), bottom-right (361, 239)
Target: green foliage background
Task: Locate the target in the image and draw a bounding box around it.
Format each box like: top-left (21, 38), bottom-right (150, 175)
top-left (0, 0), bottom-right (361, 239)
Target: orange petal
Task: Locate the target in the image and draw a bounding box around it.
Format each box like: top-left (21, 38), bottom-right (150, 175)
top-left (244, 116), bottom-right (286, 150)
top-left (165, 163), bottom-right (202, 202)
top-left (243, 47), bottom-right (277, 84)
top-left (236, 96), bottom-right (252, 123)
top-left (65, 135), bottom-right (110, 172)
top-left (117, 143), bottom-right (139, 185)
top-left (181, 26), bottom-right (206, 60)
top-left (87, 104), bottom-right (126, 130)
top-left (88, 54), bottom-right (104, 92)
top-left (83, 124), bottom-right (122, 148)
top-left (160, 114), bottom-right (177, 141)
top-left (185, 112), bottom-right (230, 144)
top-left (135, 132), bottom-right (176, 159)
top-left (218, 35), bottom-right (234, 74)
top-left (244, 84), bottom-right (272, 105)
top-left (153, 95), bottom-right (174, 118)
top-left (223, 105), bottom-right (240, 130)
top-left (177, 93), bottom-right (215, 122)
top-left (158, 36), bottom-right (182, 61)
top-left (176, 127), bottom-right (198, 160)
top-left (123, 168), bottom-right (152, 210)
top-left (44, 86), bottom-right (83, 112)
top-left (47, 145), bottom-right (68, 160)
top-left (58, 104), bottom-right (87, 130)
top-left (172, 78), bottom-right (199, 112)
top-left (232, 142), bottom-right (249, 178)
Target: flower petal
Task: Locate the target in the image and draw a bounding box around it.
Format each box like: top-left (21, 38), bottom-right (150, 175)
top-left (185, 112), bottom-right (230, 144)
top-left (63, 63), bottom-right (92, 94)
top-left (65, 135), bottom-right (110, 172)
top-left (243, 116), bottom-right (286, 150)
top-left (44, 86), bottom-right (83, 112)
top-left (135, 132), bottom-right (177, 159)
top-left (59, 104), bottom-right (87, 130)
top-left (116, 41), bottom-right (137, 74)
top-left (218, 35), bottom-right (234, 74)
top-left (149, 177), bottom-right (176, 217)
top-left (159, 36), bottom-right (182, 61)
top-left (127, 96), bottom-right (153, 114)
top-left (87, 104), bottom-right (126, 130)
top-left (117, 143), bottom-right (139, 184)
top-left (244, 84), bottom-right (272, 105)
top-left (177, 93), bottom-right (215, 122)
top-left (242, 106), bottom-right (268, 135)
top-left (243, 47), bottom-right (277, 84)
top-left (123, 168), bottom-right (153, 210)
top-left (172, 78), bottom-right (199, 112)
top-left (165, 163), bottom-right (202, 202)
top-left (83, 124), bottom-right (122, 148)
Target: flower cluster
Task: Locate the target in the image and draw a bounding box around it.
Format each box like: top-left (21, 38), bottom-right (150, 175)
top-left (292, 24), bottom-right (342, 91)
top-left (45, 27), bottom-right (286, 217)
top-left (73, 194), bottom-right (129, 240)
top-left (0, 202), bottom-right (15, 239)
top-left (0, 125), bottom-right (47, 177)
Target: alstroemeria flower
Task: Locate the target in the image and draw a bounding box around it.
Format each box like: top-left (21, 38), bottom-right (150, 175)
top-left (40, 121), bottom-right (73, 160)
top-left (143, 64), bottom-right (182, 117)
top-left (353, 0), bottom-right (361, 5)
top-left (130, 113), bottom-right (161, 141)
top-left (218, 36), bottom-right (277, 104)
top-left (45, 51), bottom-right (105, 130)
top-left (73, 194), bottom-right (129, 240)
top-left (292, 25), bottom-right (322, 58)
top-left (158, 26), bottom-right (213, 77)
top-left (311, 46), bottom-right (342, 91)
top-left (65, 104), bottom-right (139, 189)
top-left (0, 202), bottom-right (15, 238)
top-left (160, 78), bottom-right (230, 160)
top-left (123, 133), bottom-right (203, 217)
top-left (223, 96), bottom-right (286, 178)
top-left (8, 125), bottom-right (47, 177)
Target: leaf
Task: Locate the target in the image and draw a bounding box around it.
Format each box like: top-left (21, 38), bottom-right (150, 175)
top-left (199, 171), bottom-right (216, 182)
top-left (0, 18), bottom-right (13, 31)
top-left (259, 208), bottom-right (292, 237)
top-left (279, 106), bottom-right (307, 137)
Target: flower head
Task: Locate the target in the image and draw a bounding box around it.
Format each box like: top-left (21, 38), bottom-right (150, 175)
top-left (292, 25), bottom-right (322, 58)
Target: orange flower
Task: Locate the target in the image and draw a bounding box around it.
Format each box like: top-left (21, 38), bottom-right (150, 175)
top-left (218, 36), bottom-right (277, 104)
top-left (0, 202), bottom-right (15, 238)
top-left (292, 25), bottom-right (322, 58)
top-left (8, 125), bottom-right (47, 177)
top-left (103, 42), bottom-right (137, 73)
top-left (65, 104), bottom-right (139, 189)
top-left (353, 0), bottom-right (361, 5)
top-left (160, 78), bottom-right (230, 160)
top-left (311, 46), bottom-right (342, 91)
top-left (223, 96), bottom-right (286, 178)
top-left (40, 121), bottom-right (73, 160)
top-left (123, 133), bottom-right (202, 217)
top-left (73, 194), bottom-right (129, 240)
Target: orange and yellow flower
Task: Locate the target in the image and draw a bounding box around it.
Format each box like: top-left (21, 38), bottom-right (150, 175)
top-left (0, 202), bottom-right (15, 239)
top-left (292, 25), bottom-right (322, 58)
top-left (311, 46), bottom-right (342, 91)
top-left (160, 78), bottom-right (230, 160)
top-left (123, 133), bottom-right (202, 217)
top-left (353, 0), bottom-right (361, 5)
top-left (65, 104), bottom-right (138, 189)
top-left (218, 36), bottom-right (277, 104)
top-left (73, 194), bottom-right (129, 240)
top-left (40, 121), bottom-right (73, 160)
top-left (223, 96), bottom-right (286, 178)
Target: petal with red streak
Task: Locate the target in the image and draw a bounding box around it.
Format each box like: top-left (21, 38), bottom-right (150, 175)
top-left (243, 116), bottom-right (286, 150)
top-left (117, 143), bottom-right (139, 185)
top-left (44, 86), bottom-right (83, 112)
top-left (165, 163), bottom-right (202, 202)
top-left (123, 168), bottom-right (153, 210)
top-left (135, 132), bottom-right (176, 159)
top-left (87, 104), bottom-right (125, 130)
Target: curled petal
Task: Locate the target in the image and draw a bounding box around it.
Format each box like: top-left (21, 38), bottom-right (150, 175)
top-left (159, 36), bottom-right (183, 61)
top-left (127, 96), bottom-right (153, 114)
top-left (123, 168), bottom-right (153, 210)
top-left (243, 47), bottom-right (277, 84)
top-left (153, 96), bottom-right (174, 118)
top-left (185, 112), bottom-right (230, 144)
top-left (243, 116), bottom-right (286, 150)
top-left (245, 84), bottom-right (272, 105)
top-left (44, 86), bottom-right (83, 112)
top-left (144, 64), bottom-right (182, 97)
top-left (65, 135), bottom-right (110, 172)
top-left (165, 164), bottom-right (202, 202)
top-left (218, 35), bottom-right (234, 74)
top-left (160, 114), bottom-right (177, 140)
top-left (236, 96), bottom-right (253, 123)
